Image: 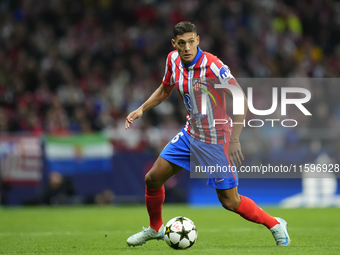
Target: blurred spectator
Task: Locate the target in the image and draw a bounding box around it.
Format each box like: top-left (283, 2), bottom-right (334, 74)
top-left (85, 189), bottom-right (115, 205)
top-left (0, 176), bottom-right (10, 205)
top-left (0, 0), bottom-right (338, 155)
top-left (24, 171), bottom-right (76, 206)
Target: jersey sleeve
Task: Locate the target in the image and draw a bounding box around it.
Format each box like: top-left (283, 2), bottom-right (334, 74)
top-left (215, 59), bottom-right (236, 85)
top-left (209, 57), bottom-right (237, 86)
top-left (218, 64), bottom-right (236, 85)
top-left (162, 53), bottom-right (174, 87)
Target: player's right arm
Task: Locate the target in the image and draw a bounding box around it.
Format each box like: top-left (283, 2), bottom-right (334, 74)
top-left (125, 84), bottom-right (175, 129)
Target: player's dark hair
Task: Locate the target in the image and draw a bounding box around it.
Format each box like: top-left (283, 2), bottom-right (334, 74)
top-left (173, 21), bottom-right (197, 38)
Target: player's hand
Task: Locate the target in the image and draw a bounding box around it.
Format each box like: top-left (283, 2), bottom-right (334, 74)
top-left (228, 141), bottom-right (244, 167)
top-left (125, 108), bottom-right (143, 130)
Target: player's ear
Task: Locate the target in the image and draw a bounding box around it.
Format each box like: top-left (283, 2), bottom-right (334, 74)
top-left (196, 35), bottom-right (200, 45)
top-left (171, 39), bottom-right (176, 48)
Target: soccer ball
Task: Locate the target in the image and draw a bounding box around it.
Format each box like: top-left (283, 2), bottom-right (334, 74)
top-left (164, 216), bottom-right (197, 249)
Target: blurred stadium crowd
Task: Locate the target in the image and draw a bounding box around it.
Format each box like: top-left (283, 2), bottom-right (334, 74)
top-left (0, 0), bottom-right (340, 155)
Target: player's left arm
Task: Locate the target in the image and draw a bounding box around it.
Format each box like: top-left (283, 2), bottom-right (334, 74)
top-left (226, 82), bottom-right (248, 166)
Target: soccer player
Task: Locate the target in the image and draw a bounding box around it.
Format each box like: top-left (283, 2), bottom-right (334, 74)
top-left (125, 21), bottom-right (290, 246)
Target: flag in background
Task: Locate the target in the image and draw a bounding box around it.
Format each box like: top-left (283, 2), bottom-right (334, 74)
top-left (0, 136), bottom-right (42, 184)
top-left (45, 134), bottom-right (114, 175)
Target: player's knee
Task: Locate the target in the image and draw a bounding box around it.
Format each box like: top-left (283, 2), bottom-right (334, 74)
top-left (144, 172), bottom-right (154, 186)
top-left (220, 196), bottom-right (241, 212)
top-left (145, 171), bottom-right (162, 189)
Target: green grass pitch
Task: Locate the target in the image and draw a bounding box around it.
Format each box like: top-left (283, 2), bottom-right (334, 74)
top-left (0, 205), bottom-right (339, 254)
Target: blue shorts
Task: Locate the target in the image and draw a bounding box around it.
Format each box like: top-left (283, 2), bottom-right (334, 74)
top-left (160, 127), bottom-right (238, 189)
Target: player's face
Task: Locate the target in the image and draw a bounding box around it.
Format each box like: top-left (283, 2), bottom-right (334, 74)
top-left (172, 32), bottom-right (200, 65)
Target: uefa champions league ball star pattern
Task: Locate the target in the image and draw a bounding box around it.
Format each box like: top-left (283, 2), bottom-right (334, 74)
top-left (164, 216), bottom-right (197, 249)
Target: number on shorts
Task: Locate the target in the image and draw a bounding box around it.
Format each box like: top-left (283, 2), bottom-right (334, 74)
top-left (171, 131), bottom-right (184, 143)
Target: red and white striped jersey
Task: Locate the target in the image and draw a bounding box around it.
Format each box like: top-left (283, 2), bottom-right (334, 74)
top-left (162, 47), bottom-right (236, 144)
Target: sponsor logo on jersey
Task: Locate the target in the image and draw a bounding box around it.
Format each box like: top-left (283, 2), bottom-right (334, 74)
top-left (219, 66), bottom-right (231, 80)
top-left (184, 94), bottom-right (193, 111)
top-left (219, 66), bottom-right (236, 85)
top-left (184, 93), bottom-right (205, 119)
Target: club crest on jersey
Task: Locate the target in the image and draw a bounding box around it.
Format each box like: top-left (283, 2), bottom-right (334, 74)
top-left (194, 82), bottom-right (203, 91)
top-left (192, 80), bottom-right (223, 108)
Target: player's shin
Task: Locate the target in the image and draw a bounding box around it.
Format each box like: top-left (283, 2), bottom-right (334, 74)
top-left (145, 185), bottom-right (165, 231)
top-left (235, 195), bottom-right (279, 229)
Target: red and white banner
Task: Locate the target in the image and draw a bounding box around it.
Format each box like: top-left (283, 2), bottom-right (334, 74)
top-left (0, 136), bottom-right (42, 184)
